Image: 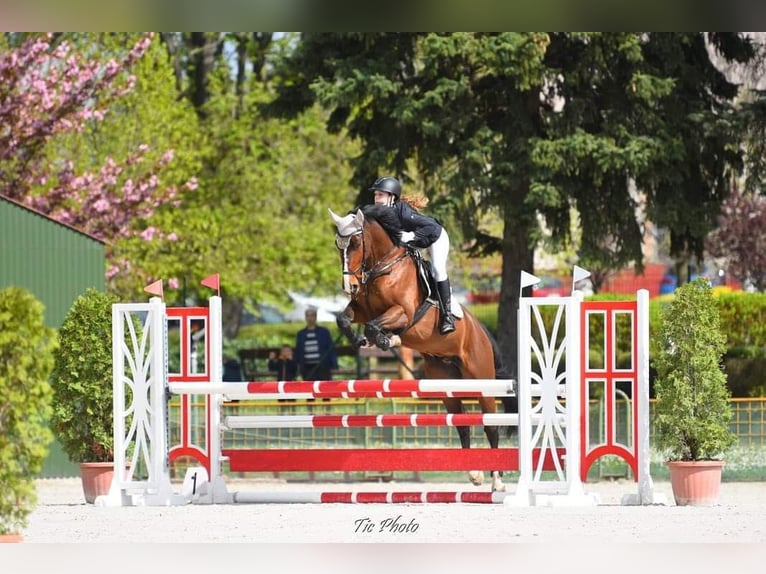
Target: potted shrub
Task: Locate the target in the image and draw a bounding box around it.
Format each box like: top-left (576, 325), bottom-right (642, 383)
top-left (0, 287), bottom-right (55, 541)
top-left (50, 288), bottom-right (119, 504)
top-left (653, 277), bottom-right (737, 506)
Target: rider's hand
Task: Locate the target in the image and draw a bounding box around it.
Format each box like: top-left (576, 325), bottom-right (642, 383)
top-left (399, 231), bottom-right (416, 245)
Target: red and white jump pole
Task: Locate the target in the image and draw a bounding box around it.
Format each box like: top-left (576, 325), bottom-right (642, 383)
top-left (232, 490), bottom-right (511, 504)
top-left (168, 378), bottom-right (516, 399)
top-left (224, 413), bottom-right (522, 429)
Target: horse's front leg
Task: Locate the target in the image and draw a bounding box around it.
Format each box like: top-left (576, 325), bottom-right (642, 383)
top-left (364, 305), bottom-right (409, 350)
top-left (337, 305), bottom-right (368, 349)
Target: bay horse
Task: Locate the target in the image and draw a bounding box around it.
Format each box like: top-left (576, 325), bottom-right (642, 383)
top-left (329, 204), bottom-right (515, 492)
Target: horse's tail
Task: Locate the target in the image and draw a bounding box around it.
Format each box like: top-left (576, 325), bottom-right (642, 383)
top-left (479, 323), bottom-right (518, 417)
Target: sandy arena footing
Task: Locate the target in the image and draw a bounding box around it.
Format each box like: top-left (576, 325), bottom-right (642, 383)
top-left (19, 477), bottom-right (766, 543)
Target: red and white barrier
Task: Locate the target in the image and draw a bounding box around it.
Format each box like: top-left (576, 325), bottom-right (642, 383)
top-left (169, 378), bottom-right (515, 399)
top-left (224, 413), bottom-right (522, 429)
top-left (232, 490), bottom-right (510, 504)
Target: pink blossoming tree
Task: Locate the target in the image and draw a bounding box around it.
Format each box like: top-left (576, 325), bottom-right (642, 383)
top-left (0, 33), bottom-right (196, 285)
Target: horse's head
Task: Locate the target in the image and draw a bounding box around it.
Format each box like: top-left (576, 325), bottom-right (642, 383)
top-left (329, 206), bottom-right (403, 297)
top-left (329, 208), bottom-right (365, 296)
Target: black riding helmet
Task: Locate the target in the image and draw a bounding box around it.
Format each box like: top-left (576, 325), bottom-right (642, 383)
top-left (368, 177), bottom-right (401, 199)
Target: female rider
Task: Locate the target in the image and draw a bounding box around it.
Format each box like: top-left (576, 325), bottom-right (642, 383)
top-left (368, 176), bottom-right (456, 335)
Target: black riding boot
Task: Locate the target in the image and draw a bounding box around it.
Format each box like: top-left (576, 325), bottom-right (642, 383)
top-left (436, 279), bottom-right (456, 335)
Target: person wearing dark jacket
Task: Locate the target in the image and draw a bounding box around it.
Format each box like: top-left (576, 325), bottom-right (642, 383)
top-left (268, 344), bottom-right (299, 403)
top-left (369, 176), bottom-right (456, 334)
top-left (294, 307), bottom-right (338, 381)
top-left (222, 355), bottom-right (244, 381)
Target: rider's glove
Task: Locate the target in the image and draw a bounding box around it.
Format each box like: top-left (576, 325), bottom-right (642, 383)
top-left (400, 231), bottom-right (416, 245)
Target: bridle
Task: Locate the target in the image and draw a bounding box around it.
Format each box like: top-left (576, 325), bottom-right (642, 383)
top-left (335, 222), bottom-right (408, 296)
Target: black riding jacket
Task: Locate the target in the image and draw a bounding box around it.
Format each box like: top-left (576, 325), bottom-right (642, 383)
top-left (394, 201), bottom-right (442, 248)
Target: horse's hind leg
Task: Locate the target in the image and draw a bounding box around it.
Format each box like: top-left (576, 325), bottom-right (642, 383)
top-left (442, 397), bottom-right (484, 486)
top-left (442, 397), bottom-right (470, 448)
top-left (427, 358), bottom-right (488, 487)
top-left (479, 397), bottom-right (506, 492)
top-left (458, 323), bottom-right (507, 492)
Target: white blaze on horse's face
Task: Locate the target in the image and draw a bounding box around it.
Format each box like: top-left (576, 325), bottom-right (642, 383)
top-left (329, 208), bottom-right (364, 296)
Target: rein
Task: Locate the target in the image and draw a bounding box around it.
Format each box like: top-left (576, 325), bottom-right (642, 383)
top-left (363, 246), bottom-right (409, 283)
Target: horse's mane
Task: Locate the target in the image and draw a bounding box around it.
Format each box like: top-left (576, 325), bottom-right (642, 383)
top-left (359, 204), bottom-right (402, 243)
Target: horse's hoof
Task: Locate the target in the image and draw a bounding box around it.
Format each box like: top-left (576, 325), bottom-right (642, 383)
top-left (490, 471), bottom-right (505, 492)
top-left (375, 334), bottom-right (391, 350)
top-left (468, 470), bottom-right (484, 486)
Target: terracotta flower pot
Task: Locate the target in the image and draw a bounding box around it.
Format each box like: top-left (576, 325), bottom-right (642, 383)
top-left (667, 460), bottom-right (725, 506)
top-left (0, 533), bottom-right (23, 543)
top-left (79, 462), bottom-right (116, 504)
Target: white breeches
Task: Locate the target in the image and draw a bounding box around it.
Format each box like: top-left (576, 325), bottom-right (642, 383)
top-left (427, 228), bottom-right (450, 282)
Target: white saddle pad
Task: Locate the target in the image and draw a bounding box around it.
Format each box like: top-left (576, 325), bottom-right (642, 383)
top-left (451, 298), bottom-right (464, 319)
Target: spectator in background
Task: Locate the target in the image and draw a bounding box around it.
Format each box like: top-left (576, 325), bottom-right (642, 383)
top-left (295, 306), bottom-right (338, 381)
top-left (222, 353), bottom-right (244, 382)
top-left (268, 344), bottom-right (298, 381)
top-left (222, 353), bottom-right (244, 405)
top-left (268, 344), bottom-right (298, 404)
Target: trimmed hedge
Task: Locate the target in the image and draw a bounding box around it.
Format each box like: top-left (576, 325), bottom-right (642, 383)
top-left (716, 291), bottom-right (766, 349)
top-left (661, 291), bottom-right (766, 397)
top-left (50, 289), bottom-right (118, 463)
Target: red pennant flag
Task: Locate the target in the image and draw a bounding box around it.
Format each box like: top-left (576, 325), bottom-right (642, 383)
top-left (201, 273), bottom-right (220, 296)
top-left (143, 279), bottom-right (164, 300)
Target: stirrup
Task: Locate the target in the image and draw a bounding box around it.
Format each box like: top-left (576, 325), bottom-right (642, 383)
top-left (439, 316), bottom-right (456, 335)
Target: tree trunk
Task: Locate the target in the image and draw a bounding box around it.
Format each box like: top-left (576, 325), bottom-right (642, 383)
top-left (234, 33), bottom-right (248, 112)
top-left (189, 32), bottom-right (222, 116)
top-left (251, 32), bottom-right (274, 79)
top-left (497, 208), bottom-right (535, 380)
top-left (221, 298), bottom-right (244, 340)
top-left (495, 86), bottom-right (543, 378)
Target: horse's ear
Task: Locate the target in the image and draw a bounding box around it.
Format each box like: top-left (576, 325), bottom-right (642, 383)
top-left (354, 209), bottom-right (365, 227)
top-left (328, 208), bottom-right (344, 228)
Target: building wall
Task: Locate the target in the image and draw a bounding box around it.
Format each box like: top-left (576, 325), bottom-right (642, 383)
top-left (0, 197), bottom-right (105, 329)
top-left (1, 197), bottom-right (106, 478)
